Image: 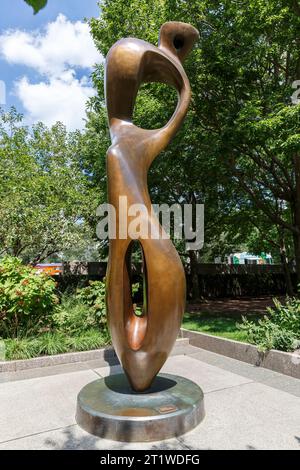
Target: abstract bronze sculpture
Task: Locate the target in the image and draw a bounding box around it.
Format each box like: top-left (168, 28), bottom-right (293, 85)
top-left (105, 21), bottom-right (199, 392)
top-left (76, 23), bottom-right (205, 442)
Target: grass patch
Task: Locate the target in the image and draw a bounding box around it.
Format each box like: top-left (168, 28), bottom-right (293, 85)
top-left (3, 328), bottom-right (110, 361)
top-left (182, 312), bottom-right (261, 342)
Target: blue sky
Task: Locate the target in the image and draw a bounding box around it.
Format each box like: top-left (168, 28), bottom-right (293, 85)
top-left (0, 0), bottom-right (102, 129)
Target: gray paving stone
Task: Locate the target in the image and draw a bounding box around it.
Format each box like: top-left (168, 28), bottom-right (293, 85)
top-left (0, 425), bottom-right (183, 450)
top-left (95, 355), bottom-right (253, 392)
top-left (191, 349), bottom-right (282, 380)
top-left (179, 381), bottom-right (300, 450)
top-left (0, 350), bottom-right (299, 449)
top-left (190, 349), bottom-right (300, 396)
top-left (93, 364), bottom-right (123, 377)
top-left (181, 345), bottom-right (205, 355)
top-left (0, 362), bottom-right (90, 384)
top-left (160, 355), bottom-right (253, 393)
top-left (1, 380), bottom-right (299, 449)
top-left (0, 369), bottom-right (98, 443)
top-left (84, 357), bottom-right (120, 370)
top-left (261, 374), bottom-right (300, 397)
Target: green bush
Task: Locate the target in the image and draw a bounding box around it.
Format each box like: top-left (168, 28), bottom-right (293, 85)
top-left (53, 295), bottom-right (101, 334)
top-left (72, 279), bottom-right (140, 326)
top-left (76, 280), bottom-right (107, 328)
top-left (0, 271), bottom-right (141, 360)
top-left (53, 280), bottom-right (111, 334)
top-left (0, 256), bottom-right (58, 338)
top-left (239, 297), bottom-right (300, 352)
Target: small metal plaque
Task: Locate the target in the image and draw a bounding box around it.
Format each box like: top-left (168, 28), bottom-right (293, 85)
top-left (158, 405), bottom-right (178, 414)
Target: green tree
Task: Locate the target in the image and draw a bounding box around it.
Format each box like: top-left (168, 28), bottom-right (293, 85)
top-left (0, 109), bottom-right (99, 263)
top-left (87, 0), bottom-right (300, 292)
top-left (87, 1), bottom-right (235, 298)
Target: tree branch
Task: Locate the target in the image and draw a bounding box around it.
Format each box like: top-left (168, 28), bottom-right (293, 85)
top-left (234, 170), bottom-right (299, 234)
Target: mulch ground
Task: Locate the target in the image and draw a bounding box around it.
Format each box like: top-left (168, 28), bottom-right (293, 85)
top-left (186, 296), bottom-right (285, 316)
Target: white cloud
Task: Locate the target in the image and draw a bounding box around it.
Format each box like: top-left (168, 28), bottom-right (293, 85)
top-left (16, 74), bottom-right (95, 131)
top-left (0, 14), bottom-right (101, 76)
top-left (0, 14), bottom-right (102, 130)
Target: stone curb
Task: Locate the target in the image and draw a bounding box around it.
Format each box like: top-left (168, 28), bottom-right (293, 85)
top-left (181, 329), bottom-right (300, 379)
top-left (0, 337), bottom-right (190, 373)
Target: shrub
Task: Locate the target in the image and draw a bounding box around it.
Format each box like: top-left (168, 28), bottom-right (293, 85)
top-left (53, 280), bottom-right (110, 334)
top-left (53, 295), bottom-right (100, 334)
top-left (54, 279), bottom-right (141, 335)
top-left (0, 256), bottom-right (58, 338)
top-left (238, 297), bottom-right (300, 352)
top-left (76, 280), bottom-right (107, 328)
top-left (76, 279), bottom-right (140, 321)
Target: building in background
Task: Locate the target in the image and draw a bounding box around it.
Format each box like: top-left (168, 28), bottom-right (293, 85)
top-left (228, 252), bottom-right (273, 265)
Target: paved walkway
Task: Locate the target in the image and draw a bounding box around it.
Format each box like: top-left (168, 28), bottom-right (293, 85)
top-left (0, 345), bottom-right (299, 450)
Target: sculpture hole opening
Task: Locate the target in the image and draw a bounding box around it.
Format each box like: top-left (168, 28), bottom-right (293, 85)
top-left (124, 240), bottom-right (148, 351)
top-left (128, 240), bottom-right (147, 318)
top-left (133, 82), bottom-right (177, 130)
top-left (173, 35), bottom-right (184, 50)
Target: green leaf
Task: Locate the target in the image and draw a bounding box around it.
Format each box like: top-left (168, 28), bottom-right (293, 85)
top-left (24, 0), bottom-right (47, 14)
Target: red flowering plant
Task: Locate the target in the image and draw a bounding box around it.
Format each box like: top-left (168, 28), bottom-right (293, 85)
top-left (0, 256), bottom-right (58, 338)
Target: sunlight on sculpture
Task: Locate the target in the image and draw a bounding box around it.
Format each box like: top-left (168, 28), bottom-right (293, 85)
top-left (76, 22), bottom-right (205, 442)
top-left (105, 21), bottom-right (199, 391)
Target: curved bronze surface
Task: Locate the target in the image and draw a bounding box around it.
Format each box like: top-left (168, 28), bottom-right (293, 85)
top-left (105, 22), bottom-right (199, 391)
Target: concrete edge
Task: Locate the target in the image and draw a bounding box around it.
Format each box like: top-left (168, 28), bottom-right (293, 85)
top-left (181, 329), bottom-right (300, 379)
top-left (0, 337), bottom-right (190, 373)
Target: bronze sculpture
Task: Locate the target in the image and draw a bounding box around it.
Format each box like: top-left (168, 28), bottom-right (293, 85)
top-left (105, 21), bottom-right (199, 392)
top-left (76, 22), bottom-right (204, 441)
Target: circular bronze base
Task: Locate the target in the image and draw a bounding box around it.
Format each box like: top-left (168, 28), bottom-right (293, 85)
top-left (76, 373), bottom-right (205, 442)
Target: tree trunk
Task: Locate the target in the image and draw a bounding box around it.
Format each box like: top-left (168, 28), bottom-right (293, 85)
top-left (279, 233), bottom-right (294, 296)
top-left (292, 154), bottom-right (300, 285)
top-left (188, 250), bottom-right (200, 301)
top-left (293, 232), bottom-right (300, 288)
